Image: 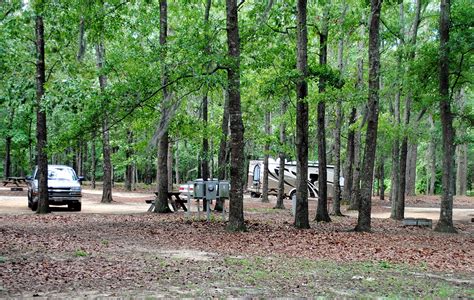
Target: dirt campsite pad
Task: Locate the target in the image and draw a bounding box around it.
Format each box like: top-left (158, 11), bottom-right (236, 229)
top-left (0, 187), bottom-right (473, 298)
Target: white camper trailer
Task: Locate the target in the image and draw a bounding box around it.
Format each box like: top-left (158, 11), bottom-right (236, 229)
top-left (247, 158), bottom-right (343, 199)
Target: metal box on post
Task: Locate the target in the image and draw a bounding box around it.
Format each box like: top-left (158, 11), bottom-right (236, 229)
top-left (205, 181), bottom-right (218, 199)
top-left (218, 181), bottom-right (230, 198)
top-left (193, 181), bottom-right (205, 199)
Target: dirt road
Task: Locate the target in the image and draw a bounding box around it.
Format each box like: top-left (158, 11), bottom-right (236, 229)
top-left (0, 187), bottom-right (473, 222)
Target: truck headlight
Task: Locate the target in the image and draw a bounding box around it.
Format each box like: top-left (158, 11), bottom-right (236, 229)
top-left (71, 187), bottom-right (81, 192)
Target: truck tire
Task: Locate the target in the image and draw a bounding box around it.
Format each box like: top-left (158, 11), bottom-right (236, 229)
top-left (75, 203), bottom-right (82, 212)
top-left (31, 202), bottom-right (38, 211)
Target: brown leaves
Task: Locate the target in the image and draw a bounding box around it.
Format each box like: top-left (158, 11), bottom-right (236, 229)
top-left (0, 200), bottom-right (473, 297)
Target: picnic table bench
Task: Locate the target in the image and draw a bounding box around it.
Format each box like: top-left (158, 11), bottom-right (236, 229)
top-left (2, 177), bottom-right (26, 187)
top-left (146, 191), bottom-right (188, 212)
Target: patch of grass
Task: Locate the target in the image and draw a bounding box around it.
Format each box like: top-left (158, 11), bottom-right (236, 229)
top-left (0, 256), bottom-right (5, 263)
top-left (101, 240), bottom-right (109, 246)
top-left (74, 249), bottom-right (89, 257)
top-left (437, 285), bottom-right (455, 297)
top-left (379, 260), bottom-right (393, 269)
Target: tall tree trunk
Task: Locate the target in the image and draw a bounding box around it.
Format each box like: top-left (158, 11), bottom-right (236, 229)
top-left (404, 0), bottom-right (422, 198)
top-left (456, 144), bottom-right (467, 196)
top-left (4, 136), bottom-right (12, 179)
top-left (75, 141), bottom-right (83, 177)
top-left (348, 26), bottom-right (364, 211)
top-left (35, 14), bottom-right (49, 214)
top-left (294, 0), bottom-right (310, 229)
top-left (201, 0), bottom-right (211, 183)
top-left (215, 88), bottom-right (230, 211)
top-left (455, 88), bottom-right (467, 196)
top-left (397, 97), bottom-right (410, 219)
top-left (125, 130), bottom-right (133, 191)
top-left (226, 0), bottom-right (246, 231)
top-left (342, 107), bottom-right (356, 203)
top-left (395, 0), bottom-right (408, 221)
top-left (434, 0), bottom-right (456, 233)
top-left (217, 88), bottom-right (230, 181)
top-left (154, 0), bottom-right (172, 213)
top-left (175, 140), bottom-right (180, 184)
top-left (262, 111), bottom-right (271, 203)
top-left (95, 42), bottom-right (113, 204)
top-left (355, 0), bottom-right (382, 232)
top-left (332, 3), bottom-right (347, 216)
top-left (4, 106), bottom-right (16, 179)
top-left (275, 97), bottom-right (288, 209)
top-left (201, 93), bottom-right (210, 182)
top-left (390, 1), bottom-right (404, 219)
top-left (200, 0), bottom-right (212, 211)
top-left (77, 17), bottom-right (86, 61)
top-left (315, 5), bottom-right (331, 223)
top-left (406, 142), bottom-right (417, 195)
top-left (379, 156), bottom-right (385, 200)
top-left (91, 134), bottom-right (96, 189)
top-left (349, 130), bottom-right (361, 210)
top-left (427, 114), bottom-right (436, 195)
top-left (167, 140), bottom-right (173, 191)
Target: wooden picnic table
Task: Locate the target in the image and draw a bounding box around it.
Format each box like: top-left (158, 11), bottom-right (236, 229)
top-left (146, 191), bottom-right (188, 212)
top-left (2, 177), bottom-right (26, 187)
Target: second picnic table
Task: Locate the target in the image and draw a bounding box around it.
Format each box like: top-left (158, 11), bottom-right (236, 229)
top-left (2, 177), bottom-right (26, 187)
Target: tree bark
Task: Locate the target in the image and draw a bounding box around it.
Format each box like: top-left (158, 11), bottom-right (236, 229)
top-left (4, 107), bottom-right (15, 179)
top-left (154, 0), bottom-right (173, 213)
top-left (125, 131), bottom-right (133, 191)
top-left (349, 129), bottom-right (361, 210)
top-left (342, 107), bottom-right (356, 203)
top-left (175, 140), bottom-right (180, 184)
top-left (4, 136), bottom-right (12, 179)
top-left (456, 144), bottom-right (467, 196)
top-left (435, 0), bottom-right (456, 233)
top-left (348, 27), bottom-right (364, 211)
top-left (455, 88), bottom-right (467, 196)
top-left (400, 0), bottom-right (421, 202)
top-left (168, 141), bottom-right (173, 191)
top-left (217, 88), bottom-right (230, 181)
top-left (201, 0), bottom-right (211, 187)
top-left (315, 5), bottom-right (331, 223)
top-left (397, 96), bottom-right (410, 219)
top-left (226, 0), bottom-right (246, 231)
top-left (35, 14), bottom-right (49, 214)
top-left (77, 17), bottom-right (86, 61)
top-left (331, 3), bottom-right (347, 216)
top-left (91, 134), bottom-right (96, 189)
top-left (95, 42), bottom-right (113, 204)
top-left (379, 156), bottom-right (385, 200)
top-left (294, 0), bottom-right (310, 229)
top-left (427, 114), bottom-right (436, 195)
top-left (275, 97), bottom-right (288, 209)
top-left (355, 0), bottom-right (382, 232)
top-left (215, 88), bottom-right (230, 211)
top-left (406, 142), bottom-right (417, 195)
top-left (262, 111), bottom-right (271, 203)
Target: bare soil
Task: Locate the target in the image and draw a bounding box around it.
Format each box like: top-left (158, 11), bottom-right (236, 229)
top-left (0, 186), bottom-right (473, 298)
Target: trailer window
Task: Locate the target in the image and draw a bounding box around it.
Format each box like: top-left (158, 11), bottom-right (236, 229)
top-left (253, 165), bottom-right (261, 182)
top-left (310, 173), bottom-right (318, 184)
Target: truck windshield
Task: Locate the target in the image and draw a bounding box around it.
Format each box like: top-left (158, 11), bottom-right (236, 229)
top-left (47, 168), bottom-right (77, 181)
